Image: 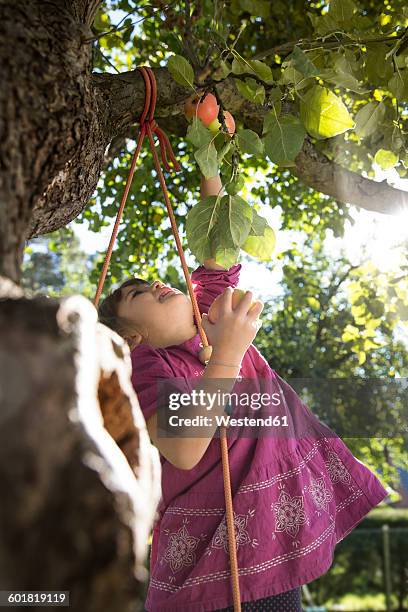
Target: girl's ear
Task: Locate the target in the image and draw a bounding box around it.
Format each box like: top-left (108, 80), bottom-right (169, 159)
top-left (125, 327), bottom-right (146, 351)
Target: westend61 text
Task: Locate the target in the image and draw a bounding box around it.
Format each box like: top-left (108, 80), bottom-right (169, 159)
top-left (168, 415), bottom-right (289, 428)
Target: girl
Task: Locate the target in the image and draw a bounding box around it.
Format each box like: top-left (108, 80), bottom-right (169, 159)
top-left (98, 174), bottom-right (387, 612)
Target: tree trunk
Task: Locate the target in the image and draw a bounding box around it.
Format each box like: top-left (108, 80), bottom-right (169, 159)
top-left (0, 0), bottom-right (104, 282)
top-left (0, 281), bottom-right (161, 611)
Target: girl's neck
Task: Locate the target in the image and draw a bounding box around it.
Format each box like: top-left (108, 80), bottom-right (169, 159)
top-left (148, 322), bottom-right (198, 349)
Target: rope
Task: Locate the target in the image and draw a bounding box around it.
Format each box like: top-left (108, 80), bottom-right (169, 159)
top-left (93, 65), bottom-right (241, 611)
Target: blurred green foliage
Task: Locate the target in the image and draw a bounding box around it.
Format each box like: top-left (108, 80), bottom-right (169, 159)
top-left (312, 507), bottom-right (408, 610)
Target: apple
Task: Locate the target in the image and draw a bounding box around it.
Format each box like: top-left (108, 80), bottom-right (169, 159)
top-left (208, 117), bottom-right (221, 132)
top-left (207, 288), bottom-right (261, 324)
top-left (184, 93), bottom-right (219, 126)
top-left (225, 175), bottom-right (245, 195)
top-left (224, 111), bottom-right (235, 135)
top-left (208, 111), bottom-right (235, 136)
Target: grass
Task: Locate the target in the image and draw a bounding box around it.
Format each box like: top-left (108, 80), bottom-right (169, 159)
top-left (324, 592), bottom-right (399, 611)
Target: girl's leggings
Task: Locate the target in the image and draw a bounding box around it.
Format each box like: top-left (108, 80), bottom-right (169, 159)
top-left (143, 587), bottom-right (302, 612)
top-left (215, 586), bottom-right (302, 611)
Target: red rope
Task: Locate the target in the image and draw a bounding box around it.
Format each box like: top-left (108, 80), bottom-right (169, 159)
top-left (93, 66), bottom-right (242, 611)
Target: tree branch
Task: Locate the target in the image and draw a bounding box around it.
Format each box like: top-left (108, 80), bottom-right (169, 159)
top-left (93, 68), bottom-right (408, 217)
top-left (66, 0), bottom-right (102, 27)
top-left (293, 139), bottom-right (408, 216)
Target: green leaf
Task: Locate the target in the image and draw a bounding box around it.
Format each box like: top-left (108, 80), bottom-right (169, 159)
top-left (236, 129), bottom-right (264, 156)
top-left (208, 195), bottom-right (252, 265)
top-left (194, 142), bottom-right (219, 178)
top-left (186, 196), bottom-right (220, 262)
top-left (217, 141), bottom-right (232, 164)
top-left (225, 175), bottom-right (245, 195)
top-left (186, 117), bottom-right (213, 148)
top-left (167, 55), bottom-right (195, 90)
top-left (242, 227), bottom-right (276, 261)
top-left (307, 297), bottom-right (320, 310)
top-left (289, 46), bottom-right (320, 78)
top-left (358, 350), bottom-right (366, 365)
top-left (215, 60), bottom-right (231, 79)
top-left (248, 59), bottom-right (274, 84)
top-left (232, 55), bottom-right (273, 84)
top-left (374, 149), bottom-right (398, 170)
top-left (308, 12), bottom-right (340, 36)
top-left (299, 85), bottom-right (355, 140)
top-left (354, 102), bottom-right (386, 138)
top-left (391, 125), bottom-right (404, 152)
top-left (342, 324), bottom-right (359, 342)
top-left (279, 65), bottom-right (309, 90)
top-left (263, 103), bottom-right (282, 135)
top-left (328, 0), bottom-right (358, 24)
top-left (263, 114), bottom-right (306, 166)
top-left (249, 209), bottom-right (269, 235)
top-left (241, 209), bottom-right (276, 261)
top-left (214, 246), bottom-right (240, 268)
top-left (239, 0), bottom-right (270, 20)
top-left (320, 69), bottom-right (370, 94)
top-left (231, 56), bottom-right (247, 75)
top-left (235, 78), bottom-right (265, 104)
top-left (388, 70), bottom-right (408, 101)
top-left (365, 44), bottom-right (394, 84)
top-left (216, 195), bottom-right (253, 247)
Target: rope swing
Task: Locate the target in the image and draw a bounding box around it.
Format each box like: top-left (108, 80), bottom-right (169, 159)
top-left (93, 66), bottom-right (242, 611)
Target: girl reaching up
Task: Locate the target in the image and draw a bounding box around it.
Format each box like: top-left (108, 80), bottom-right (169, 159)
top-left (98, 173), bottom-right (387, 612)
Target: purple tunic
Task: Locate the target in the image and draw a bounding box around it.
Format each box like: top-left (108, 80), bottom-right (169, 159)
top-left (131, 264), bottom-right (387, 612)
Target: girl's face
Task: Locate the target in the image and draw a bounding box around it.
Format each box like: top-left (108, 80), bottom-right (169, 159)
top-left (117, 279), bottom-right (196, 348)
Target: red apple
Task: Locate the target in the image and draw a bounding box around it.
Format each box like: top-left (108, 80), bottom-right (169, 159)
top-left (208, 117), bottom-right (221, 132)
top-left (224, 111), bottom-right (235, 135)
top-left (208, 111), bottom-right (235, 135)
top-left (184, 93), bottom-right (219, 126)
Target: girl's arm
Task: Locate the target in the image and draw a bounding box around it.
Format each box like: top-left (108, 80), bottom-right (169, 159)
top-left (146, 288), bottom-right (263, 471)
top-left (200, 174), bottom-right (226, 271)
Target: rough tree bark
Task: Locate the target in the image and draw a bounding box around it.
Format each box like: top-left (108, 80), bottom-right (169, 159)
top-left (0, 282), bottom-right (162, 611)
top-left (1, 0), bottom-right (407, 282)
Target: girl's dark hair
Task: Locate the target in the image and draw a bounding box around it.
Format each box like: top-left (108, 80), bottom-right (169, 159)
top-left (97, 277), bottom-right (148, 340)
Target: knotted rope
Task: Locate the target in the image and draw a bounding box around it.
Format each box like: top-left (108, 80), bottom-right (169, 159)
top-left (93, 66), bottom-right (241, 611)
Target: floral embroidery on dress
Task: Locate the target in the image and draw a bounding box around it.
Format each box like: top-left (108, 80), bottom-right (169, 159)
top-left (307, 477), bottom-right (333, 514)
top-left (205, 509), bottom-right (258, 555)
top-left (325, 450), bottom-right (352, 485)
top-left (272, 489), bottom-right (307, 538)
top-left (161, 520), bottom-right (200, 573)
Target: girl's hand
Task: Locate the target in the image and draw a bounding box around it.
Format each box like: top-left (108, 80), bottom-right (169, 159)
top-left (201, 287), bottom-right (264, 363)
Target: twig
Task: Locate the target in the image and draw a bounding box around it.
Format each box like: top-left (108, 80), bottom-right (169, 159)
top-left (182, 0), bottom-right (200, 69)
top-left (84, 1), bottom-right (177, 43)
top-left (252, 31), bottom-right (406, 61)
top-left (95, 46), bottom-right (121, 73)
top-left (315, 264), bottom-right (359, 344)
top-left (212, 85), bottom-right (232, 137)
top-left (196, 71), bottom-right (275, 91)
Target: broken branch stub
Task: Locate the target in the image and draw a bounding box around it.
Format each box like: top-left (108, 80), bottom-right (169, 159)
top-left (0, 291), bottom-right (161, 612)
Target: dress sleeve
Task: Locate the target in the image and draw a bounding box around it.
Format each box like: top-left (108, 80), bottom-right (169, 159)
top-left (130, 346), bottom-right (175, 422)
top-left (191, 263), bottom-right (242, 314)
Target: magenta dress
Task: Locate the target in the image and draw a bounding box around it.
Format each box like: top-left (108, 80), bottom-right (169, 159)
top-left (131, 264), bottom-right (387, 612)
